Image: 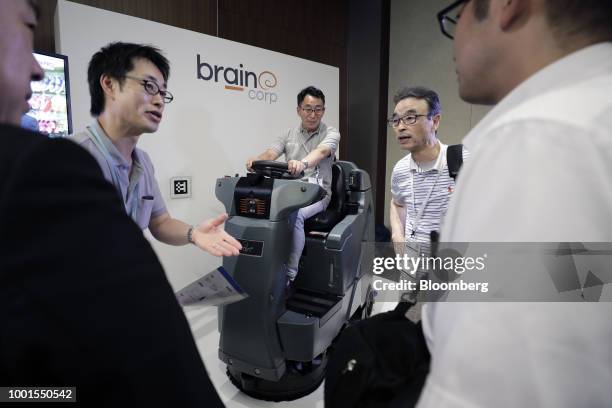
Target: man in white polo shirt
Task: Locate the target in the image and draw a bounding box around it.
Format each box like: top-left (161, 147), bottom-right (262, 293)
top-left (389, 86), bottom-right (468, 260)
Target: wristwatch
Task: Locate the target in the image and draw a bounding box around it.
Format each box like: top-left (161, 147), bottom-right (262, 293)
top-left (301, 160), bottom-right (309, 169)
top-left (187, 226), bottom-right (195, 245)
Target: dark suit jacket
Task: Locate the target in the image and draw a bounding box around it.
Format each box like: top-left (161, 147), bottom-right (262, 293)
top-left (0, 124), bottom-right (223, 406)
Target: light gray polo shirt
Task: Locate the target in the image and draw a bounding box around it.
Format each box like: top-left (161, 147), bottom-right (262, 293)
top-left (269, 122), bottom-right (340, 195)
top-left (68, 121), bottom-right (167, 230)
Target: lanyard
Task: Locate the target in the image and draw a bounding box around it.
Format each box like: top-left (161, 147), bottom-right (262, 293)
top-left (409, 168), bottom-right (441, 239)
top-left (87, 124), bottom-right (140, 223)
top-left (299, 125), bottom-right (320, 154)
top-left (299, 128), bottom-right (322, 185)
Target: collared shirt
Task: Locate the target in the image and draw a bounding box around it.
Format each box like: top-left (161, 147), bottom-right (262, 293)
top-left (391, 141), bottom-right (469, 245)
top-left (68, 121), bottom-right (166, 230)
top-left (418, 43), bottom-right (612, 408)
top-left (269, 122), bottom-right (340, 195)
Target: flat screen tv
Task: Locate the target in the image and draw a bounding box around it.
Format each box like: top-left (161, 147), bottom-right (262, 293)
top-left (23, 51), bottom-right (73, 138)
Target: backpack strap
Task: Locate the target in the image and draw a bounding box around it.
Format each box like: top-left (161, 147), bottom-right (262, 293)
top-left (446, 144), bottom-right (463, 181)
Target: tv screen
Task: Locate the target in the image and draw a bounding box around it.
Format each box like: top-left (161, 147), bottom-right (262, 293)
top-left (23, 51), bottom-right (73, 138)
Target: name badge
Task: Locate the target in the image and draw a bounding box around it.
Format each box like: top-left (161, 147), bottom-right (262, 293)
top-left (307, 177), bottom-right (324, 187)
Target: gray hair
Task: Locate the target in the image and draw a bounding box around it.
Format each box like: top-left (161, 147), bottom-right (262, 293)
top-left (393, 86), bottom-right (441, 117)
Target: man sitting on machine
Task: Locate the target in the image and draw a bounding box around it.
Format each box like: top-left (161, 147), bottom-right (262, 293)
top-left (246, 86), bottom-right (340, 285)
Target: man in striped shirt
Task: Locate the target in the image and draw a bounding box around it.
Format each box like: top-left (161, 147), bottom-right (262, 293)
top-left (389, 86), bottom-right (468, 258)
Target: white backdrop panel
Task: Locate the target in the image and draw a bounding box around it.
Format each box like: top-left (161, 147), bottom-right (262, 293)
top-left (56, 0), bottom-right (339, 289)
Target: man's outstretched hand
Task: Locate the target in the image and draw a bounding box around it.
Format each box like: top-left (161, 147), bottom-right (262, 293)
top-left (193, 213), bottom-right (242, 256)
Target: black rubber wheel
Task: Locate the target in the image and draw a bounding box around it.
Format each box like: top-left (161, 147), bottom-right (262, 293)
top-left (226, 353), bottom-right (328, 402)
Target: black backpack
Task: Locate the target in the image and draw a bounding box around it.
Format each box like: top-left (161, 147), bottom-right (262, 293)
top-left (324, 231), bottom-right (443, 408)
top-left (447, 144), bottom-right (463, 181)
top-left (324, 306), bottom-right (430, 408)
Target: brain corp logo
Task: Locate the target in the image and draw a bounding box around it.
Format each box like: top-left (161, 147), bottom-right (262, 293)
top-left (196, 54), bottom-right (278, 104)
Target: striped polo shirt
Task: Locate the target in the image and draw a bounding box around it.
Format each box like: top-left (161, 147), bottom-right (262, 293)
top-left (391, 141), bottom-right (469, 244)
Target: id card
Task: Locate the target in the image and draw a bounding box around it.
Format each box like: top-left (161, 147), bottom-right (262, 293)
top-left (307, 176), bottom-right (324, 187)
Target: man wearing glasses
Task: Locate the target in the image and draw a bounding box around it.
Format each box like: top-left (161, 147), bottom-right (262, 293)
top-left (417, 0), bottom-right (612, 407)
top-left (70, 42), bottom-right (241, 256)
top-left (246, 86), bottom-right (340, 283)
top-left (389, 86), bottom-right (467, 260)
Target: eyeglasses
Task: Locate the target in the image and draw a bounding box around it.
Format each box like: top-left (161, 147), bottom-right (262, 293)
top-left (437, 0), bottom-right (468, 39)
top-left (124, 75), bottom-right (174, 104)
top-left (387, 113), bottom-right (429, 128)
top-left (300, 106), bottom-right (325, 115)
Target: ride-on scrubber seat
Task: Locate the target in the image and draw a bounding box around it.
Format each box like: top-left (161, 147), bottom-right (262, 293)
top-left (304, 163), bottom-right (346, 233)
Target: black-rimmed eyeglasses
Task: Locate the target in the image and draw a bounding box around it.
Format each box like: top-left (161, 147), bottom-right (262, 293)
top-left (124, 75), bottom-right (174, 104)
top-left (387, 114), bottom-right (429, 128)
top-left (437, 0), bottom-right (468, 39)
top-left (300, 106), bottom-right (325, 115)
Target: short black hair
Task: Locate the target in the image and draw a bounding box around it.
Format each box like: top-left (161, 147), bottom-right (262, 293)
top-left (545, 0), bottom-right (612, 43)
top-left (297, 86), bottom-right (325, 106)
top-left (88, 42), bottom-right (170, 116)
top-left (471, 0), bottom-right (612, 42)
top-left (393, 86), bottom-right (441, 117)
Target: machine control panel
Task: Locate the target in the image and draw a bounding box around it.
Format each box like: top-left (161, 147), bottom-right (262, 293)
top-left (234, 174), bottom-right (273, 219)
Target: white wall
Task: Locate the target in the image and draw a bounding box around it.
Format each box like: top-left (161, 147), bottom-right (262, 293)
top-left (55, 0), bottom-right (339, 290)
top-left (384, 0), bottom-right (490, 226)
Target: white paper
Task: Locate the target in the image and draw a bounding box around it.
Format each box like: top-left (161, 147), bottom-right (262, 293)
top-left (175, 266), bottom-right (248, 307)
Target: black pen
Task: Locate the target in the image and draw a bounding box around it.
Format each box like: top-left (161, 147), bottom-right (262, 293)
top-left (142, 195), bottom-right (154, 200)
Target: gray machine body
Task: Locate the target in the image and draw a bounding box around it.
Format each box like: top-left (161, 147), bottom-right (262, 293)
top-left (216, 161), bottom-right (373, 382)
